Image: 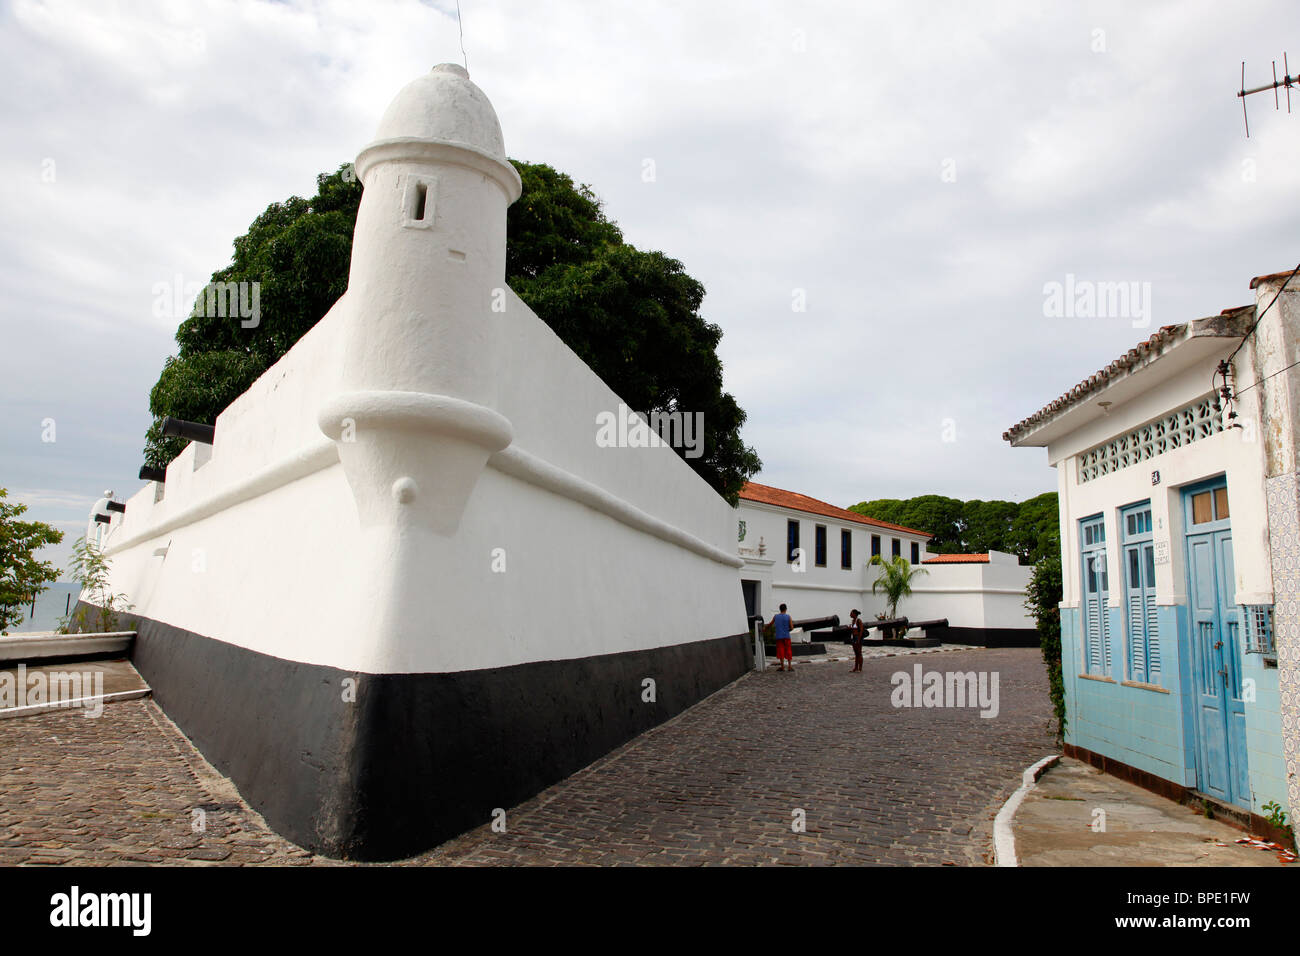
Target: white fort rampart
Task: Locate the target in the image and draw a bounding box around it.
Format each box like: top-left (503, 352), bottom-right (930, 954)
top-left (94, 64), bottom-right (746, 677)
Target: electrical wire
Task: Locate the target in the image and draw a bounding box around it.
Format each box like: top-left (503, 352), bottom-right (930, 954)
top-left (1213, 263), bottom-right (1300, 421)
top-left (1226, 262), bottom-right (1300, 365)
top-left (1236, 356), bottom-right (1300, 396)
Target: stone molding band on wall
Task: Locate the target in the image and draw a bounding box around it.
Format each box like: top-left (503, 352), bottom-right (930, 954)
top-left (770, 580), bottom-right (866, 594)
top-left (354, 139), bottom-right (523, 199)
top-left (106, 439), bottom-right (743, 570)
top-left (103, 441), bottom-right (339, 556)
top-left (771, 584), bottom-right (1028, 597)
top-left (318, 390), bottom-right (514, 452)
top-left (907, 586), bottom-right (1028, 596)
top-left (488, 445), bottom-right (742, 568)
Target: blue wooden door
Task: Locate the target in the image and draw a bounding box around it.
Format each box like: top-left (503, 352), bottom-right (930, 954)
top-left (1184, 481), bottom-right (1249, 807)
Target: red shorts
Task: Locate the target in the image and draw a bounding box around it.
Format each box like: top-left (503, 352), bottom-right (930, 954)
top-left (775, 638), bottom-right (792, 659)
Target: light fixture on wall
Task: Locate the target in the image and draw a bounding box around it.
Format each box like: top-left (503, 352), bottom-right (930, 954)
top-left (1098, 401), bottom-right (1113, 416)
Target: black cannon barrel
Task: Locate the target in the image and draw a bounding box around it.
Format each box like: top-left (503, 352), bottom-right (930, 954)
top-left (792, 614), bottom-right (839, 632)
top-left (866, 616), bottom-right (908, 631)
top-left (909, 618), bottom-right (948, 629)
top-left (93, 513), bottom-right (111, 524)
top-left (106, 501), bottom-right (127, 514)
top-left (139, 465), bottom-right (166, 483)
top-left (161, 416), bottom-right (215, 445)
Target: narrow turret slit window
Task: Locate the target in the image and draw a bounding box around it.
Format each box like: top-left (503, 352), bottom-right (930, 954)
top-left (405, 177), bottom-right (436, 227)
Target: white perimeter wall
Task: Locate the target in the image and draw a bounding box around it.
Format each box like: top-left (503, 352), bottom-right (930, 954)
top-left (96, 287), bottom-right (748, 675)
top-left (908, 553), bottom-right (1035, 630)
top-left (735, 500), bottom-right (1031, 630)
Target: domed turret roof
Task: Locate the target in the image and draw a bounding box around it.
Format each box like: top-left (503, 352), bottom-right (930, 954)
top-left (357, 64), bottom-right (519, 200)
top-left (372, 64), bottom-right (506, 161)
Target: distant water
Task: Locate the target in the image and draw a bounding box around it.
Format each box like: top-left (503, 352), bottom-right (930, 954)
top-left (4, 582), bottom-right (81, 633)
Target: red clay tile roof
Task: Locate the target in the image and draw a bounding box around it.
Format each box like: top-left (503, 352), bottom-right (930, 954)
top-left (1003, 308), bottom-right (1258, 445)
top-left (1002, 324), bottom-right (1186, 444)
top-left (738, 482), bottom-right (931, 538)
top-left (1250, 267), bottom-right (1300, 289)
top-left (922, 553), bottom-right (989, 564)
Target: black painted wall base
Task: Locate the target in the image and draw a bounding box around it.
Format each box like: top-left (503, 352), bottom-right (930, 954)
top-left (77, 602), bottom-right (751, 861)
top-left (930, 626), bottom-right (1040, 648)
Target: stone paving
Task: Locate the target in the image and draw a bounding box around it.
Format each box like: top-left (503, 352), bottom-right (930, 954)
top-left (420, 647), bottom-right (1055, 865)
top-left (0, 697), bottom-right (319, 866)
top-left (0, 646), bottom-right (1056, 866)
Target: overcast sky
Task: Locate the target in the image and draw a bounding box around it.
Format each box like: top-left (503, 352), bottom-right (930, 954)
top-left (3, 0), bottom-right (1299, 574)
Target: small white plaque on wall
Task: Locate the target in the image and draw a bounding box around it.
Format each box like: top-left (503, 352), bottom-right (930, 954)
top-left (1154, 540), bottom-right (1170, 566)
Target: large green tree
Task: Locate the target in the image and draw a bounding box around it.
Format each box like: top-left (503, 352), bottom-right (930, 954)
top-left (850, 492), bottom-right (1059, 564)
top-left (144, 161), bottom-right (761, 502)
top-left (0, 488), bottom-right (64, 634)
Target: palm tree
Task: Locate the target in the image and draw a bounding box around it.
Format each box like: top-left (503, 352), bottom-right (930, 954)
top-left (869, 554), bottom-right (928, 623)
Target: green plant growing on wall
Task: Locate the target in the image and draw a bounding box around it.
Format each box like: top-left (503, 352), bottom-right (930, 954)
top-left (1261, 800), bottom-right (1294, 848)
top-left (869, 554), bottom-right (927, 627)
top-left (1262, 800), bottom-right (1287, 827)
top-left (1025, 545), bottom-right (1065, 738)
top-left (60, 536), bottom-right (132, 634)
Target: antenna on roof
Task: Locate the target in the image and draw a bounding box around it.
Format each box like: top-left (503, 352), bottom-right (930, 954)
top-left (456, 0), bottom-right (468, 73)
top-left (1237, 53), bottom-right (1296, 137)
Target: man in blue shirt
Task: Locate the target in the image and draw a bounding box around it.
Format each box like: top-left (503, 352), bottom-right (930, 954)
top-left (771, 604), bottom-right (794, 672)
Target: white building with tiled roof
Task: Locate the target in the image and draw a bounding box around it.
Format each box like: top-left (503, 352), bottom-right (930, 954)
top-left (735, 482), bottom-right (1035, 644)
top-left (1006, 266), bottom-right (1299, 835)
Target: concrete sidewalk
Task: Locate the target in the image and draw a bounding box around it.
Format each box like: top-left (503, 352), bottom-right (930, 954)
top-left (0, 659), bottom-right (149, 719)
top-left (1012, 757), bottom-right (1296, 866)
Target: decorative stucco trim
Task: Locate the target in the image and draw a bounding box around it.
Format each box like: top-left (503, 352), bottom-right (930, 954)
top-left (108, 439), bottom-right (743, 570)
top-left (489, 444), bottom-right (743, 568)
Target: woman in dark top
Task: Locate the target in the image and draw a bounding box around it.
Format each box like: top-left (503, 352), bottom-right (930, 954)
top-left (848, 608), bottom-right (864, 672)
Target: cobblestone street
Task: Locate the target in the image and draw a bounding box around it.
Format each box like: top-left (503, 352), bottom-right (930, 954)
top-left (0, 647), bottom-right (1056, 866)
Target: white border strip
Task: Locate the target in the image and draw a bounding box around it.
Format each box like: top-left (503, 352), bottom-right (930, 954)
top-left (993, 754), bottom-right (1061, 867)
top-left (0, 689), bottom-right (150, 720)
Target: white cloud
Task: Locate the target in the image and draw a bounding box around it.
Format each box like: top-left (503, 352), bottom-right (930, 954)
top-left (3, 0), bottom-right (1298, 542)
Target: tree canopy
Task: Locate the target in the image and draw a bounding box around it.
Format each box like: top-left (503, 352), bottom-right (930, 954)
top-left (0, 488), bottom-right (64, 634)
top-left (849, 492), bottom-right (1060, 564)
top-left (144, 161), bottom-right (760, 503)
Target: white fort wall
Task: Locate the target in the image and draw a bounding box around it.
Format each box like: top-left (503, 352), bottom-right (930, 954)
top-left (99, 292), bottom-right (746, 674)
top-left (81, 65), bottom-right (751, 860)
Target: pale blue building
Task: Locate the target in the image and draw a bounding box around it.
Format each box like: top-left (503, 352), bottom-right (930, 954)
top-left (1007, 270), bottom-right (1300, 836)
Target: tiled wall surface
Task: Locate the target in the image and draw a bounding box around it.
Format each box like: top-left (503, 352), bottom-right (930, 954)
top-left (1062, 603), bottom-right (1287, 812)
top-left (1265, 473), bottom-right (1300, 826)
